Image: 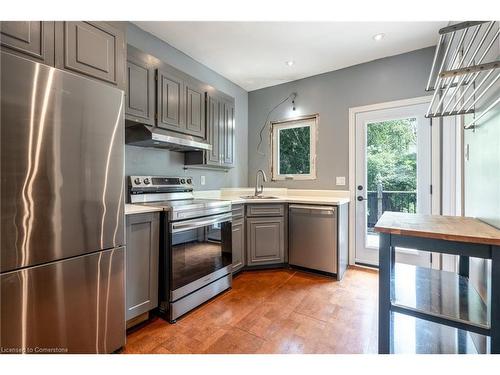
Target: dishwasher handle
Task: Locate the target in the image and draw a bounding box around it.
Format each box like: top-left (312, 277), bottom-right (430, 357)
top-left (289, 205), bottom-right (336, 214)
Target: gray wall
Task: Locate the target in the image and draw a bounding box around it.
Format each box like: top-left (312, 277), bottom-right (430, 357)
top-left (125, 23), bottom-right (248, 190)
top-left (248, 47), bottom-right (435, 189)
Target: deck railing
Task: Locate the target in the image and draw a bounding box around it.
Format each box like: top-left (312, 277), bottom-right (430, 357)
top-left (367, 190), bottom-right (417, 229)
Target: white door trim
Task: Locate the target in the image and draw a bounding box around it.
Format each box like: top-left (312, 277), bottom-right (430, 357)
top-left (348, 95), bottom-right (434, 266)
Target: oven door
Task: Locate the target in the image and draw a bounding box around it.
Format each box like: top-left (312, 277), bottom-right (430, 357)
top-left (169, 212), bottom-right (232, 300)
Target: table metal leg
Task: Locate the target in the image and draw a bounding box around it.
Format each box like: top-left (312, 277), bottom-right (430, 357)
top-left (459, 255), bottom-right (469, 278)
top-left (491, 246), bottom-right (500, 354)
top-left (378, 233), bottom-right (392, 354)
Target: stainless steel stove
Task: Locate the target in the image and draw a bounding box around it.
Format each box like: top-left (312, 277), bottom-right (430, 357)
top-left (128, 176), bottom-right (232, 322)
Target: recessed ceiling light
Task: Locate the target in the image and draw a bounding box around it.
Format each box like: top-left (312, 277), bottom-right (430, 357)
top-left (286, 60), bottom-right (295, 67)
top-left (373, 33), bottom-right (385, 41)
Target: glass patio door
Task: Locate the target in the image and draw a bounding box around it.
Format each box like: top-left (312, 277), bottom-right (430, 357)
top-left (354, 102), bottom-right (432, 267)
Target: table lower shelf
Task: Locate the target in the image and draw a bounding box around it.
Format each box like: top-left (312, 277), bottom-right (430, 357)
top-left (392, 263), bottom-right (490, 334)
top-left (391, 312), bottom-right (488, 354)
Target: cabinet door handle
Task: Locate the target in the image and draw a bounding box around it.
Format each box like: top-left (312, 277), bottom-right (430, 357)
top-left (171, 213), bottom-right (232, 233)
top-left (289, 205), bottom-right (335, 212)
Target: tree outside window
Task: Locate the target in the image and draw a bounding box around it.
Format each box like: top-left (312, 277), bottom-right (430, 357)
top-left (366, 117), bottom-right (418, 229)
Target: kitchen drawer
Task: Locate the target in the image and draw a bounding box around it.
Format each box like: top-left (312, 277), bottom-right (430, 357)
top-left (231, 204), bottom-right (244, 219)
top-left (246, 204), bottom-right (284, 217)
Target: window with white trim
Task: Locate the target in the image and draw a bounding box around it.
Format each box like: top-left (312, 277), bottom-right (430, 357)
top-left (271, 115), bottom-right (317, 180)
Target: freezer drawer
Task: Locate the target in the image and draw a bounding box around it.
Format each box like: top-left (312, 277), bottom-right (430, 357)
top-left (289, 205), bottom-right (338, 275)
top-left (0, 247), bottom-right (125, 354)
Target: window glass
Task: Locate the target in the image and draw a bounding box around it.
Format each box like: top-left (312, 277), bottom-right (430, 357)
top-left (271, 116), bottom-right (317, 180)
top-left (279, 126), bottom-right (311, 175)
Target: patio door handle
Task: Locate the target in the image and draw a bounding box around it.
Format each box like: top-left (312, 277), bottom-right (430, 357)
top-left (357, 196), bottom-right (367, 202)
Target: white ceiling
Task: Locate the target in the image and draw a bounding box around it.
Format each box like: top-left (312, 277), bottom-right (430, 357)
top-left (134, 22), bottom-right (447, 91)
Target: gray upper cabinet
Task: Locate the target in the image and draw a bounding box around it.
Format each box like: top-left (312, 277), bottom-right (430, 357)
top-left (206, 94), bottom-right (221, 165)
top-left (125, 212), bottom-right (159, 321)
top-left (125, 46), bottom-right (156, 126)
top-left (184, 77), bottom-right (206, 138)
top-left (156, 65), bottom-right (206, 138)
top-left (246, 216), bottom-right (285, 266)
top-left (222, 99), bottom-right (235, 166)
top-left (184, 90), bottom-right (235, 168)
top-left (55, 21), bottom-right (125, 89)
top-left (1, 21), bottom-right (125, 89)
top-left (122, 46), bottom-right (235, 155)
top-left (0, 21), bottom-right (55, 65)
top-left (157, 66), bottom-right (186, 132)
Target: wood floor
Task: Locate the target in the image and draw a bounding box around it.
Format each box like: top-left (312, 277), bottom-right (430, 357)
top-left (123, 267), bottom-right (379, 354)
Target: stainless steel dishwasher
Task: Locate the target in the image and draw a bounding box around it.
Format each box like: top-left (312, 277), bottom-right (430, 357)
top-left (289, 204), bottom-right (347, 279)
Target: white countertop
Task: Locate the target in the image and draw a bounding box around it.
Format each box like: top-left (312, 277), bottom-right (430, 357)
top-left (125, 204), bottom-right (163, 215)
top-left (217, 195), bottom-right (350, 205)
top-left (125, 188), bottom-right (350, 215)
top-left (196, 188), bottom-right (350, 206)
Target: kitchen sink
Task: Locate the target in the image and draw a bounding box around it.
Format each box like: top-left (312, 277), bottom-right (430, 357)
top-left (240, 195), bottom-right (279, 199)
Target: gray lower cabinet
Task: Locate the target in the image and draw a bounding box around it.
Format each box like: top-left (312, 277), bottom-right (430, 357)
top-left (0, 21), bottom-right (55, 65)
top-left (125, 212), bottom-right (159, 321)
top-left (232, 204), bottom-right (245, 273)
top-left (247, 204), bottom-right (285, 217)
top-left (232, 218), bottom-right (245, 273)
top-left (125, 45), bottom-right (156, 125)
top-left (55, 21), bottom-right (125, 89)
top-left (246, 216), bottom-right (285, 266)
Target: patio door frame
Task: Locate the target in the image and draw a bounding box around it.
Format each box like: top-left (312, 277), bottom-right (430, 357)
top-left (348, 96), bottom-right (442, 269)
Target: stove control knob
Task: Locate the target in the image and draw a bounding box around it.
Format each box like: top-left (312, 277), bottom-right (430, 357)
top-left (134, 178), bottom-right (141, 185)
top-left (180, 178), bottom-right (186, 184)
top-left (143, 178), bottom-right (150, 185)
top-left (186, 178), bottom-right (192, 185)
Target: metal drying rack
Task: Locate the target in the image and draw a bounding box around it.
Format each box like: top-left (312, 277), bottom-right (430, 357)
top-left (425, 21), bottom-right (500, 129)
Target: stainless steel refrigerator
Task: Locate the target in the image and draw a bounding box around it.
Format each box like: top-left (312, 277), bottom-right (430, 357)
top-left (0, 51), bottom-right (126, 354)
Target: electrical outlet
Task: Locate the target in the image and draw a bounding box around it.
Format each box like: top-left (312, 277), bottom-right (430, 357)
top-left (336, 176), bottom-right (346, 186)
top-left (201, 175), bottom-right (206, 185)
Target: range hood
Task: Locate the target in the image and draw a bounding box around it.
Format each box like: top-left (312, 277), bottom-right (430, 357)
top-left (125, 125), bottom-right (212, 152)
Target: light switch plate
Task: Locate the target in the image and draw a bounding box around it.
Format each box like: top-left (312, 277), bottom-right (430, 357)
top-left (201, 176), bottom-right (206, 185)
top-left (336, 176), bottom-right (346, 186)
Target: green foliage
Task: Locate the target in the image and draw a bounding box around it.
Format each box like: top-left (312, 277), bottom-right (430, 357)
top-left (279, 126), bottom-right (310, 175)
top-left (367, 118), bottom-right (417, 191)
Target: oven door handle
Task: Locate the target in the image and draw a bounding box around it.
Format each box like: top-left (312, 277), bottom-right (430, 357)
top-left (171, 212), bottom-right (232, 233)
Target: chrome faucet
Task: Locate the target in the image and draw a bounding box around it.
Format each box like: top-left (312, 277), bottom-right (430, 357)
top-left (254, 169), bottom-right (268, 196)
